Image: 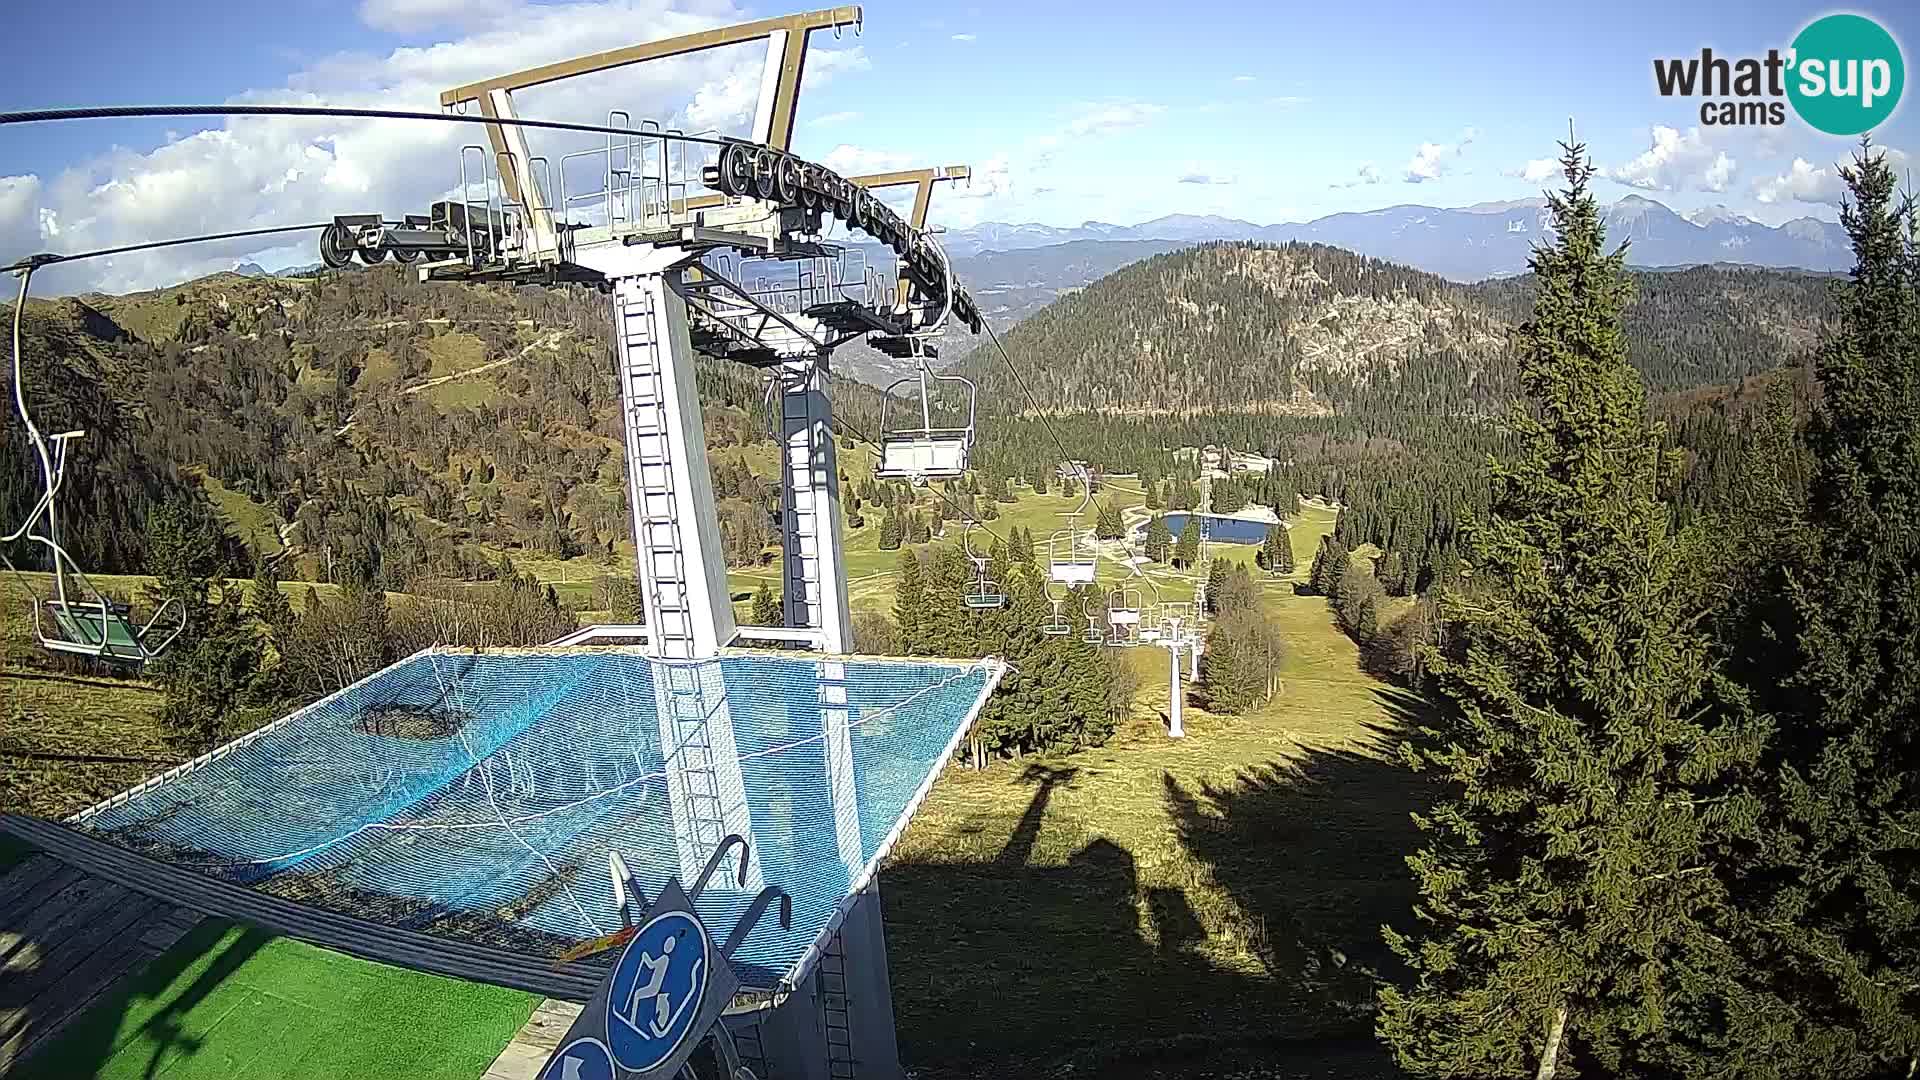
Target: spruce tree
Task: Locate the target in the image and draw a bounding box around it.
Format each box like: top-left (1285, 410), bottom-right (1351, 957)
top-left (1204, 558), bottom-right (1230, 615)
top-left (1095, 503), bottom-right (1124, 540)
top-left (1307, 536), bottom-right (1333, 595)
top-left (879, 509), bottom-right (903, 550)
top-left (1259, 525), bottom-right (1292, 575)
top-left (750, 583), bottom-right (780, 625)
top-left (1145, 514), bottom-right (1173, 563)
top-left (1376, 141), bottom-right (1767, 1079)
top-left (1713, 140), bottom-right (1920, 1076)
top-left (1173, 517), bottom-right (1201, 568)
top-left (893, 549), bottom-right (926, 654)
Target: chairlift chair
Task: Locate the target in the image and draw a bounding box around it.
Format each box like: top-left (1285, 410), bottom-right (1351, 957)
top-left (1046, 526), bottom-right (1097, 585)
top-left (4, 262), bottom-right (186, 667)
top-left (874, 364), bottom-right (976, 484)
top-left (961, 521), bottom-right (1005, 610)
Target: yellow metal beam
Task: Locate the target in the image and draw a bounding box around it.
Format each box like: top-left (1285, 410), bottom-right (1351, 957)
top-left (439, 7), bottom-right (860, 114)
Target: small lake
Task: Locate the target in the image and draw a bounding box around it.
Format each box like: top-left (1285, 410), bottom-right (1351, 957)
top-left (1153, 513), bottom-right (1274, 545)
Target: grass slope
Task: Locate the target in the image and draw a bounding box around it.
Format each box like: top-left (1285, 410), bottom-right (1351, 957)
top-left (16, 920), bottom-right (537, 1080)
top-left (880, 508), bottom-right (1427, 1078)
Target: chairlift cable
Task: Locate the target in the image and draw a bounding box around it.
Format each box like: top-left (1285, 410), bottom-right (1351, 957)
top-left (2, 222), bottom-right (332, 275)
top-left (0, 104), bottom-right (734, 148)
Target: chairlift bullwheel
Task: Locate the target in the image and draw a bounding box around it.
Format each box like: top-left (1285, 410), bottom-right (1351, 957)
top-left (775, 156), bottom-right (802, 204)
top-left (358, 245), bottom-right (389, 265)
top-left (719, 143), bottom-right (753, 197)
top-left (392, 247), bottom-right (421, 264)
top-left (854, 189), bottom-right (876, 234)
top-left (798, 165), bottom-right (822, 210)
top-left (318, 223), bottom-right (357, 270)
top-left (753, 149), bottom-right (780, 201)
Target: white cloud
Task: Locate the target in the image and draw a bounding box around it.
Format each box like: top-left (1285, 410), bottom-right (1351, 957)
top-left (1233, 74), bottom-right (1256, 83)
top-left (951, 32), bottom-right (976, 42)
top-left (358, 0), bottom-right (516, 33)
top-left (808, 110), bottom-right (863, 128)
top-left (1065, 102), bottom-right (1165, 138)
top-left (1178, 167), bottom-right (1238, 185)
top-left (1503, 157), bottom-right (1559, 183)
top-left (821, 144), bottom-right (916, 176)
top-left (1605, 125), bottom-right (1736, 193)
top-left (0, 176), bottom-right (47, 262)
top-left (1, 0), bottom-right (885, 293)
top-left (1330, 163), bottom-right (1383, 189)
top-left (1404, 127), bottom-right (1476, 183)
top-left (1753, 147), bottom-right (1910, 206)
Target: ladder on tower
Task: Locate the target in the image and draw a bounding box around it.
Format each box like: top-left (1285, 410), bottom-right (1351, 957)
top-left (617, 283), bottom-right (697, 660)
top-left (663, 663), bottom-right (728, 859)
top-left (781, 362), bottom-right (825, 633)
top-left (819, 931), bottom-right (857, 1080)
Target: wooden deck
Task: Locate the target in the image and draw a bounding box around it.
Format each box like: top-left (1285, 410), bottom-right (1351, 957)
top-left (481, 998), bottom-right (583, 1080)
top-left (0, 854), bottom-right (203, 1076)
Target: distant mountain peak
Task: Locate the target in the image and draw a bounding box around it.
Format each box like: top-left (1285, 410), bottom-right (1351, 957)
top-left (1686, 204), bottom-right (1755, 227)
top-left (1460, 198), bottom-right (1548, 214)
top-left (936, 195), bottom-right (1849, 279)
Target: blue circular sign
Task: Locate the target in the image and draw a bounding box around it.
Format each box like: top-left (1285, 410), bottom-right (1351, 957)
top-left (540, 1037), bottom-right (614, 1080)
top-left (604, 910), bottom-right (711, 1072)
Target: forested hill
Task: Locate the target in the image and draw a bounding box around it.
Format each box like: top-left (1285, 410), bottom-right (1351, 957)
top-left (955, 241), bottom-right (1835, 416)
top-left (1, 268), bottom-right (889, 582)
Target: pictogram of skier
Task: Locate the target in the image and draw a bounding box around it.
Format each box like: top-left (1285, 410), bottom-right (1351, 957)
top-left (618, 932), bottom-right (705, 1039)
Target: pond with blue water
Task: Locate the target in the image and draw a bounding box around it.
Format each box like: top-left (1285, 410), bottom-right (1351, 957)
top-left (1153, 513), bottom-right (1275, 545)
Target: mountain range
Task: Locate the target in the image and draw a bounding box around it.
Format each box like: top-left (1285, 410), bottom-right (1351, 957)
top-left (933, 196), bottom-right (1852, 282)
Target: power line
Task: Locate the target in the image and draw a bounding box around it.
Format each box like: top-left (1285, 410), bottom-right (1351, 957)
top-left (3, 223), bottom-right (331, 275)
top-left (0, 104), bottom-right (732, 148)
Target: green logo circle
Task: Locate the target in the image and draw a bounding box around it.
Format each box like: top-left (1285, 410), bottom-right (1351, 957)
top-left (1788, 14), bottom-right (1904, 135)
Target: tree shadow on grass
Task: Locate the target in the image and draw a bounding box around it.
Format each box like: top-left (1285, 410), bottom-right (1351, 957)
top-left (882, 761), bottom-right (1410, 1079)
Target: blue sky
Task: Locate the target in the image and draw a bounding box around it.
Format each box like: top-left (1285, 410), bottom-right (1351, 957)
top-left (2, 0), bottom-right (1914, 292)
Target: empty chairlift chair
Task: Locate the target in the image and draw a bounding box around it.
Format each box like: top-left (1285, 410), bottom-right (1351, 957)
top-left (962, 523), bottom-right (1005, 610)
top-left (875, 364), bottom-right (977, 484)
top-left (3, 264), bottom-right (184, 668)
top-left (1106, 586), bottom-right (1143, 647)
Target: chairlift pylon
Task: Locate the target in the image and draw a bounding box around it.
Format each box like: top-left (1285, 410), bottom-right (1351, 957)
top-left (2, 262), bottom-right (185, 666)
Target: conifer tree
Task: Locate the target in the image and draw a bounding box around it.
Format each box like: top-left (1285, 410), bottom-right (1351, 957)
top-left (1173, 517), bottom-right (1201, 568)
top-left (1204, 558), bottom-right (1230, 614)
top-left (248, 558), bottom-right (298, 656)
top-left (1095, 503), bottom-right (1124, 540)
top-left (1307, 536), bottom-right (1334, 595)
top-left (1259, 525), bottom-right (1292, 574)
top-left (1379, 549), bottom-right (1407, 596)
top-left (749, 583), bottom-right (780, 625)
top-left (1145, 480), bottom-right (1163, 511)
top-left (879, 508), bottom-right (903, 550)
top-left (893, 549), bottom-right (926, 654)
top-left (1376, 141), bottom-right (1767, 1080)
top-left (1710, 140), bottom-right (1920, 1076)
top-left (1145, 514), bottom-right (1173, 562)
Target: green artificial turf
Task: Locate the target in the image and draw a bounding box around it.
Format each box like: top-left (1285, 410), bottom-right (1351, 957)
top-left (18, 919), bottom-right (539, 1080)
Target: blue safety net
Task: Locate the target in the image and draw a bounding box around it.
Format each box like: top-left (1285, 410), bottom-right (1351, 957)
top-left (75, 649), bottom-right (999, 991)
